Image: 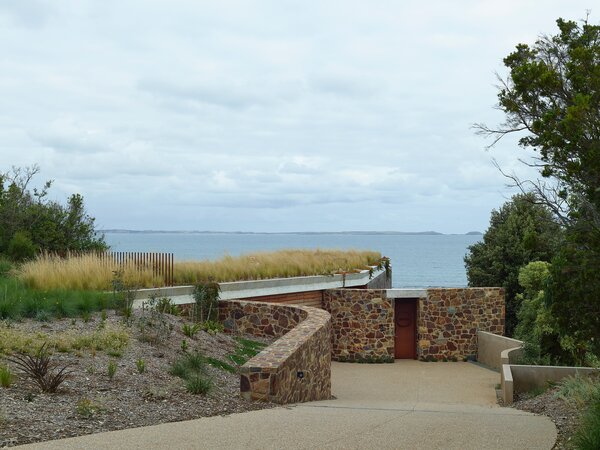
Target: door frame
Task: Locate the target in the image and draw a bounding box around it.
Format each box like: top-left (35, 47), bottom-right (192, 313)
top-left (394, 298), bottom-right (418, 360)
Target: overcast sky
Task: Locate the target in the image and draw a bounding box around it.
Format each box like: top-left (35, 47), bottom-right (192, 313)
top-left (0, 1), bottom-right (593, 233)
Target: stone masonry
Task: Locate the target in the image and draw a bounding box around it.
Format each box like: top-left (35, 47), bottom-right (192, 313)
top-left (418, 288), bottom-right (504, 361)
top-left (322, 289), bottom-right (395, 363)
top-left (219, 300), bottom-right (332, 404)
top-left (322, 288), bottom-right (504, 363)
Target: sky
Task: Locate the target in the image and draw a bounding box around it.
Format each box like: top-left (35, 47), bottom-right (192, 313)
top-left (0, 1), bottom-right (594, 233)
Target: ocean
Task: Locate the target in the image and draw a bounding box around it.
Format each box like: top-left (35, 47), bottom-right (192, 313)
top-left (103, 232), bottom-right (482, 289)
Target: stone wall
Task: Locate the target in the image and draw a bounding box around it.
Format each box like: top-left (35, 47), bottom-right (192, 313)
top-left (418, 288), bottom-right (504, 361)
top-left (219, 301), bottom-right (306, 338)
top-left (322, 289), bottom-right (394, 363)
top-left (218, 300), bottom-right (331, 404)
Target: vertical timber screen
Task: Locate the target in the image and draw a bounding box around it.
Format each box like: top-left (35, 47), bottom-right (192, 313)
top-left (108, 252), bottom-right (174, 287)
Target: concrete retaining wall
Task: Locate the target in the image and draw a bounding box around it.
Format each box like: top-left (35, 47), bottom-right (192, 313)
top-left (477, 331), bottom-right (523, 370)
top-left (218, 300), bottom-right (331, 404)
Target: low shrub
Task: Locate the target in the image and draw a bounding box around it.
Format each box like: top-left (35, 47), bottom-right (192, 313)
top-left (0, 365), bottom-right (13, 387)
top-left (182, 323), bottom-right (201, 338)
top-left (107, 361), bottom-right (117, 381)
top-left (0, 322), bottom-right (130, 356)
top-left (201, 320), bottom-right (224, 334)
top-left (136, 358), bottom-right (145, 374)
top-left (185, 374), bottom-right (212, 395)
top-left (6, 343), bottom-right (72, 392)
top-left (76, 397), bottom-right (103, 418)
top-left (573, 396), bottom-right (600, 450)
top-left (169, 352), bottom-right (212, 395)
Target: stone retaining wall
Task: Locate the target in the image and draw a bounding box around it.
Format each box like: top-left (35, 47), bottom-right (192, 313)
top-left (418, 288), bottom-right (504, 361)
top-left (219, 300), bottom-right (331, 404)
top-left (322, 289), bottom-right (395, 362)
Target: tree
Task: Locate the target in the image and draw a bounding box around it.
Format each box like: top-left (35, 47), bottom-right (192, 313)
top-left (475, 16), bottom-right (600, 230)
top-left (464, 193), bottom-right (561, 336)
top-left (0, 165), bottom-right (107, 259)
top-left (476, 16), bottom-right (600, 362)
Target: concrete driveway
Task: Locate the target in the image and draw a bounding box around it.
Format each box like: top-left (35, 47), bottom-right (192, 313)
top-left (17, 361), bottom-right (556, 450)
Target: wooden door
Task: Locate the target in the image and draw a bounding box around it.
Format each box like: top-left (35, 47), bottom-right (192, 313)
top-left (395, 299), bottom-right (417, 359)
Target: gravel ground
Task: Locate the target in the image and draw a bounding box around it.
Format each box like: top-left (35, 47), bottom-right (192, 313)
top-left (513, 387), bottom-right (579, 450)
top-left (0, 311), bottom-right (275, 448)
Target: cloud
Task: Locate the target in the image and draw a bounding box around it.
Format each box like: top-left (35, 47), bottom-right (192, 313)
top-left (0, 0), bottom-right (590, 232)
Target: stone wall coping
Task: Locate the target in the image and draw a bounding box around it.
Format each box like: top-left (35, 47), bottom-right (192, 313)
top-left (131, 268), bottom-right (387, 306)
top-left (386, 288), bottom-right (427, 298)
top-left (240, 302), bottom-right (331, 371)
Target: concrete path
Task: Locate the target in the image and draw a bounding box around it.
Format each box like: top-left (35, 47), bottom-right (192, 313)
top-left (17, 361), bottom-right (556, 450)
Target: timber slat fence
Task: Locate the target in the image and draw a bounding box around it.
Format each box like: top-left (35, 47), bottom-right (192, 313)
top-left (66, 251), bottom-right (175, 287)
top-left (110, 251), bottom-right (174, 287)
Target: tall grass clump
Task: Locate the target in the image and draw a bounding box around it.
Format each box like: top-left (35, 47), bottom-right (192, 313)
top-left (16, 249), bottom-right (383, 290)
top-left (173, 249), bottom-right (383, 285)
top-left (556, 375), bottom-right (600, 450)
top-left (18, 253), bottom-right (161, 291)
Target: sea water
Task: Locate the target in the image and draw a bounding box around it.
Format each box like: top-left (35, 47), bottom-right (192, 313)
top-left (103, 232), bottom-right (481, 289)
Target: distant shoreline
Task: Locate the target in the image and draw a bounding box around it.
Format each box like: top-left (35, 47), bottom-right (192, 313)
top-left (99, 230), bottom-right (483, 236)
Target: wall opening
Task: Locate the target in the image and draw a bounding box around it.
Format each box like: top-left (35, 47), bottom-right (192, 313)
top-left (394, 298), bottom-right (417, 359)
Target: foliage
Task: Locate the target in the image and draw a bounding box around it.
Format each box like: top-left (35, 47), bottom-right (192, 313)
top-left (513, 262), bottom-right (565, 365)
top-left (476, 16), bottom-right (600, 362)
top-left (182, 323), bottom-right (201, 338)
top-left (154, 297), bottom-right (179, 315)
top-left (18, 249), bottom-right (382, 290)
top-left (201, 320), bottom-right (224, 334)
top-left (0, 321), bottom-right (129, 356)
top-left (475, 17), bottom-right (600, 230)
top-left (185, 374), bottom-right (212, 395)
top-left (0, 365), bottom-right (13, 387)
top-left (0, 165), bottom-right (107, 259)
top-left (6, 343), bottom-right (73, 392)
top-left (574, 395), bottom-right (600, 450)
top-left (7, 231), bottom-right (37, 262)
top-left (545, 231), bottom-right (600, 365)
top-left (107, 360), bottom-right (117, 381)
top-left (205, 357), bottom-right (236, 374)
top-left (0, 257), bottom-right (12, 277)
top-left (192, 282), bottom-right (221, 323)
top-left (136, 358), bottom-right (145, 374)
top-left (76, 397), bottom-right (103, 418)
top-left (0, 276), bottom-right (115, 321)
top-left (169, 352), bottom-right (212, 394)
top-left (465, 193), bottom-right (561, 335)
top-left (556, 375), bottom-right (600, 449)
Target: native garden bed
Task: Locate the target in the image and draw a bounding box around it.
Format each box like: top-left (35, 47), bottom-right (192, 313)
top-left (0, 306), bottom-right (275, 448)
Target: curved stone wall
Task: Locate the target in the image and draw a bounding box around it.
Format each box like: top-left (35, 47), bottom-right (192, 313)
top-left (218, 300), bottom-right (332, 404)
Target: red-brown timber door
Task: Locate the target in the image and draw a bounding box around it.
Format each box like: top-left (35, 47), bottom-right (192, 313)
top-left (394, 299), bottom-right (417, 359)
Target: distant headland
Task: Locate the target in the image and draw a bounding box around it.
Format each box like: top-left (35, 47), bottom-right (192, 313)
top-left (99, 229), bottom-right (483, 236)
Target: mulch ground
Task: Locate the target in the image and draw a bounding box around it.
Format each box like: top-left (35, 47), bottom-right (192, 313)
top-left (0, 311), bottom-right (276, 448)
top-left (512, 387), bottom-right (580, 449)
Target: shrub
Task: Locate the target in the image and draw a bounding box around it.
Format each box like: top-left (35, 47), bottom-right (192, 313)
top-left (0, 257), bottom-right (13, 277)
top-left (7, 231), bottom-right (38, 262)
top-left (0, 365), bottom-right (13, 387)
top-left (107, 361), bottom-right (117, 381)
top-left (573, 396), bottom-right (600, 450)
top-left (6, 343), bottom-right (72, 392)
top-left (185, 374), bottom-right (212, 395)
top-left (169, 352), bottom-right (206, 379)
top-left (201, 320), bottom-right (224, 334)
top-left (193, 282), bottom-right (220, 323)
top-left (182, 323), bottom-right (201, 338)
top-left (154, 297), bottom-right (179, 315)
top-left (76, 397), bottom-right (102, 418)
top-left (136, 358), bottom-right (145, 374)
